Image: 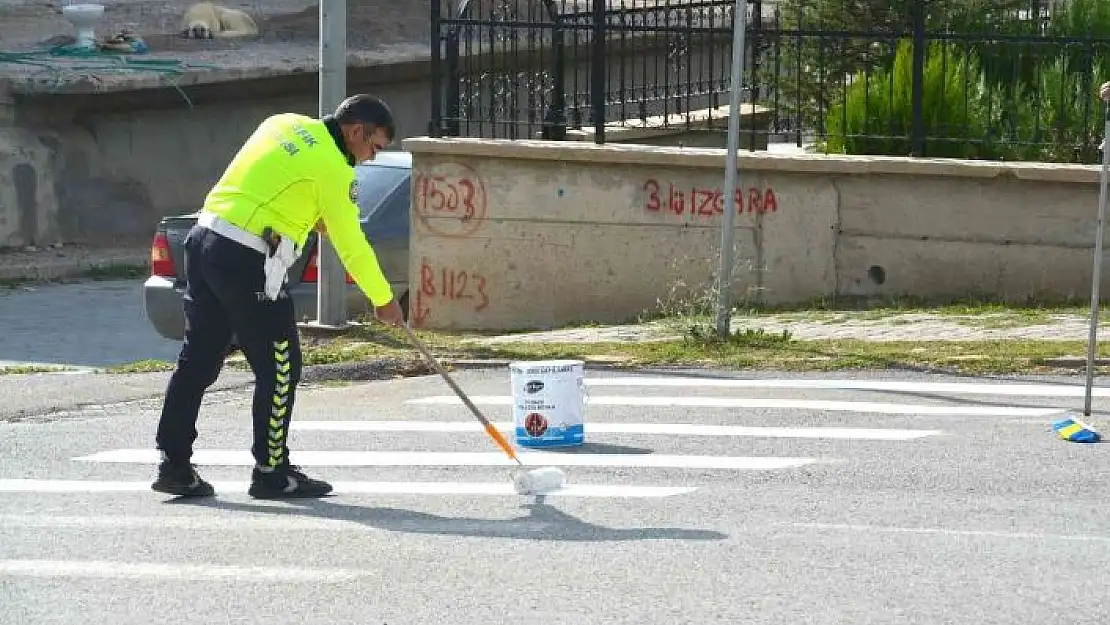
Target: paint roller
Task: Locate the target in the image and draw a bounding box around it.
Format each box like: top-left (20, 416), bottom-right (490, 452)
top-left (399, 322), bottom-right (568, 495)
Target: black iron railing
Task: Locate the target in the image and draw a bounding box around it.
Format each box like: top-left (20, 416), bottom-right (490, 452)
top-left (429, 0), bottom-right (1110, 163)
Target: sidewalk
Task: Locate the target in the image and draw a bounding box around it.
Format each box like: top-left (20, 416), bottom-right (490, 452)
top-left (0, 244), bottom-right (148, 284)
top-left (471, 311), bottom-right (1101, 344)
top-left (1, 243), bottom-right (1100, 346)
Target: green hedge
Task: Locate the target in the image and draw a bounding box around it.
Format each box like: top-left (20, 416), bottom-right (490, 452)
top-left (824, 40), bottom-right (995, 159)
top-left (815, 0), bottom-right (1110, 162)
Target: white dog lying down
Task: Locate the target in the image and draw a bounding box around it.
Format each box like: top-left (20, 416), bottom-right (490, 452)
top-left (181, 2), bottom-right (259, 39)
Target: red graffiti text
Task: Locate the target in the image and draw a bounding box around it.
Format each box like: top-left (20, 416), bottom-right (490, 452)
top-left (412, 258), bottom-right (490, 327)
top-left (414, 162), bottom-right (488, 238)
top-left (643, 179), bottom-right (778, 216)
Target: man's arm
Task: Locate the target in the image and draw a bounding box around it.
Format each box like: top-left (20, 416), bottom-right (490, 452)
top-left (318, 176), bottom-right (394, 307)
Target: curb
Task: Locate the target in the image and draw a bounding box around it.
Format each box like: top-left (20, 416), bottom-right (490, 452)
top-left (0, 251), bottom-right (149, 283)
top-left (297, 357), bottom-right (641, 383)
top-left (1040, 357), bottom-right (1110, 368)
top-left (441, 358), bottom-right (643, 370)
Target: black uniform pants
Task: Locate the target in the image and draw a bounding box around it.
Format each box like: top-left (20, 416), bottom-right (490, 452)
top-left (156, 224), bottom-right (302, 470)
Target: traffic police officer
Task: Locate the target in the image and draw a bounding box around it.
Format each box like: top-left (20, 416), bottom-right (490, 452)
top-left (152, 94), bottom-right (405, 499)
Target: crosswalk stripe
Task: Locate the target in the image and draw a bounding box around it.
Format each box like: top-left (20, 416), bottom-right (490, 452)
top-left (0, 514), bottom-right (562, 533)
top-left (405, 395), bottom-right (1062, 416)
top-left (73, 449), bottom-right (819, 470)
top-left (583, 377), bottom-right (1110, 397)
top-left (786, 522), bottom-right (1110, 544)
top-left (291, 420), bottom-right (942, 440)
top-left (0, 559), bottom-right (366, 582)
top-left (0, 479), bottom-right (696, 498)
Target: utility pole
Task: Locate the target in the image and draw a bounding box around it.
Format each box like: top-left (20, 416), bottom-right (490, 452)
top-left (1083, 102), bottom-right (1110, 415)
top-left (315, 0), bottom-right (348, 328)
top-left (715, 0), bottom-right (747, 337)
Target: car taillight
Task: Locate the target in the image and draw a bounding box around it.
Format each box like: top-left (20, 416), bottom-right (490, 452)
top-left (300, 248), bottom-right (354, 284)
top-left (150, 232), bottom-right (176, 277)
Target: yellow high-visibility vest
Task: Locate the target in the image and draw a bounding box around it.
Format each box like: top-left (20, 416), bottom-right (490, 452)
top-left (201, 112), bottom-right (393, 306)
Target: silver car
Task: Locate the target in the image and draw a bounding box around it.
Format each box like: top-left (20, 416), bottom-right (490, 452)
top-left (143, 150), bottom-right (412, 341)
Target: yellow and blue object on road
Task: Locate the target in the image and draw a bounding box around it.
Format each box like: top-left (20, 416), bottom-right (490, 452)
top-left (1052, 417), bottom-right (1101, 443)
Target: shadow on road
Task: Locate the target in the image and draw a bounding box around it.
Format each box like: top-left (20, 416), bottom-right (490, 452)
top-left (169, 496), bottom-right (729, 543)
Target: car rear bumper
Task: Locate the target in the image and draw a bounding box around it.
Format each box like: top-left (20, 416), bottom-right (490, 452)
top-left (143, 276), bottom-right (186, 341)
top-left (142, 276), bottom-right (402, 342)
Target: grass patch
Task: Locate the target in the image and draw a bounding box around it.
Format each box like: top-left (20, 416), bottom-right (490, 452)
top-left (0, 364), bottom-right (75, 375)
top-left (102, 329), bottom-right (1110, 377)
top-left (633, 279), bottom-right (1110, 332)
top-left (465, 336), bottom-right (1108, 375)
top-left (290, 324), bottom-right (1110, 376)
top-left (105, 359), bottom-right (175, 374)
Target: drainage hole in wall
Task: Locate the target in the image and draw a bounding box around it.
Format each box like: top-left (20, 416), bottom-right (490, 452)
top-left (868, 265), bottom-right (886, 285)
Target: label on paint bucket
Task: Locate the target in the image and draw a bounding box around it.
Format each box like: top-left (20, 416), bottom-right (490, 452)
top-left (509, 360), bottom-right (585, 448)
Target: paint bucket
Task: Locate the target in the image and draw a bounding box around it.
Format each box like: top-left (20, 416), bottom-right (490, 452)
top-left (509, 359), bottom-right (586, 448)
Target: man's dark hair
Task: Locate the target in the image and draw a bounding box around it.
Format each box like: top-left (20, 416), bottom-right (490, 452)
top-left (332, 94), bottom-right (395, 142)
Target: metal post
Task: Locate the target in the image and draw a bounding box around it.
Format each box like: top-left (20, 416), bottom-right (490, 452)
top-left (316, 0), bottom-right (348, 328)
top-left (715, 0), bottom-right (747, 338)
top-left (591, 0), bottom-right (607, 143)
top-left (1082, 103), bottom-right (1110, 415)
top-left (909, 0), bottom-right (926, 157)
top-left (429, 0), bottom-right (442, 136)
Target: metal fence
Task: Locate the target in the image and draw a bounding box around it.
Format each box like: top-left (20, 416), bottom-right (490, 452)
top-left (429, 0), bottom-right (1110, 163)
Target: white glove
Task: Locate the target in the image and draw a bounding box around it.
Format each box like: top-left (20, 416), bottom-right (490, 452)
top-left (263, 237), bottom-right (297, 301)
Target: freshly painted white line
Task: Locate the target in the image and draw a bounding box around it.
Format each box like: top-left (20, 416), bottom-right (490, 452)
top-left (291, 420), bottom-right (942, 440)
top-left (0, 479), bottom-right (696, 498)
top-left (788, 522), bottom-right (1110, 544)
top-left (585, 377), bottom-right (1110, 397)
top-left (0, 514), bottom-right (559, 534)
top-left (0, 560), bottom-right (365, 582)
top-left (406, 395), bottom-right (1063, 416)
top-left (72, 449), bottom-right (817, 470)
top-left (0, 514), bottom-right (560, 534)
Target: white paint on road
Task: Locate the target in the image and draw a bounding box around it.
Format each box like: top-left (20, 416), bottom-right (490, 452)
top-left (0, 513), bottom-right (560, 534)
top-left (788, 522), bottom-right (1110, 544)
top-left (72, 449), bottom-right (819, 470)
top-left (0, 559), bottom-right (367, 582)
top-left (586, 376), bottom-right (1110, 397)
top-left (407, 395), bottom-right (1065, 416)
top-left (0, 479), bottom-right (696, 498)
top-left (291, 420), bottom-right (943, 440)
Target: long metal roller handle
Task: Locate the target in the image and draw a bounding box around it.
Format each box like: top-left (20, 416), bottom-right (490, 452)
top-left (400, 321), bottom-right (523, 466)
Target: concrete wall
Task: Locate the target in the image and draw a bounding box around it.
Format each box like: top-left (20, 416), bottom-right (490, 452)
top-left (402, 137), bottom-right (1107, 331)
top-left (0, 65), bottom-right (432, 249)
top-left (0, 29), bottom-right (737, 250)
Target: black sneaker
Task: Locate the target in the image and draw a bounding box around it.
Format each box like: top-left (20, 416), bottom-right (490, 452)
top-left (151, 461), bottom-right (215, 497)
top-left (248, 465), bottom-right (333, 499)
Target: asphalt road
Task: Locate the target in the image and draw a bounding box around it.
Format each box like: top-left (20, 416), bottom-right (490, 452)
top-left (1, 368), bottom-right (1108, 624)
top-left (0, 279), bottom-right (182, 369)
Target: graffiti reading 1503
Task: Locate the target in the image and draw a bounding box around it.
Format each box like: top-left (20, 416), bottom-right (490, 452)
top-left (414, 162), bottom-right (488, 237)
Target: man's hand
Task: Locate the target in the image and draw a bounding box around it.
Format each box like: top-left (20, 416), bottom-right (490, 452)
top-left (1100, 81), bottom-right (1110, 102)
top-left (374, 299), bottom-right (405, 327)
